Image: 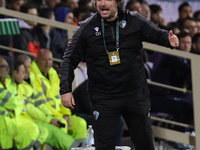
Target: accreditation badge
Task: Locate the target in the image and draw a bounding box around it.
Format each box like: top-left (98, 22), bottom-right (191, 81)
top-left (108, 51), bottom-right (121, 65)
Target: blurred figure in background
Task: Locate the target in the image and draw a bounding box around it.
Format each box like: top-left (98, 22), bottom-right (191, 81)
top-left (33, 7), bottom-right (55, 50)
top-left (149, 4), bottom-right (167, 29)
top-left (28, 0), bottom-right (46, 8)
top-left (0, 56), bottom-right (34, 150)
top-left (13, 2), bottom-right (39, 58)
top-left (71, 7), bottom-right (88, 26)
top-left (193, 11), bottom-right (200, 35)
top-left (58, 0), bottom-right (78, 10)
top-left (54, 7), bottom-right (73, 35)
top-left (168, 2), bottom-right (193, 30)
top-left (125, 0), bottom-right (142, 13)
top-left (78, 0), bottom-right (95, 12)
top-left (183, 17), bottom-right (198, 37)
top-left (0, 0), bottom-right (26, 63)
top-left (191, 33), bottom-right (200, 55)
top-left (6, 0), bottom-right (26, 11)
top-left (45, 0), bottom-right (60, 10)
top-left (0, 0), bottom-right (5, 7)
top-left (177, 31), bottom-right (192, 53)
top-left (194, 10), bottom-right (200, 21)
top-left (54, 6), bottom-right (74, 50)
top-left (141, 2), bottom-right (151, 20)
top-left (30, 49), bottom-right (87, 144)
top-left (33, 7), bottom-right (66, 61)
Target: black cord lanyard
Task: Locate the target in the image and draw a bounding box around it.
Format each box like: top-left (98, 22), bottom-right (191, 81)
top-left (101, 18), bottom-right (120, 54)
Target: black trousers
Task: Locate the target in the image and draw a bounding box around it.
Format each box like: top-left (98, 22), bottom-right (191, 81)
top-left (89, 89), bottom-right (155, 150)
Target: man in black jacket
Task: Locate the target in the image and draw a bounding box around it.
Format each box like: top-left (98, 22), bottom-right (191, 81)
top-left (59, 0), bottom-right (179, 149)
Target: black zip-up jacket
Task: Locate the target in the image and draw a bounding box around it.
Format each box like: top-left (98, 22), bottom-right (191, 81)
top-left (59, 10), bottom-right (173, 97)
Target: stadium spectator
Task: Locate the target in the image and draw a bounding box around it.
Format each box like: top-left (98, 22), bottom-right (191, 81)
top-left (12, 2), bottom-right (40, 58)
top-left (191, 33), bottom-right (200, 55)
top-left (193, 10), bottom-right (200, 21)
top-left (0, 56), bottom-right (34, 150)
top-left (45, 0), bottom-right (60, 10)
top-left (33, 7), bottom-right (54, 50)
top-left (183, 17), bottom-right (198, 37)
top-left (193, 11), bottom-right (200, 33)
top-left (28, 0), bottom-right (45, 8)
top-left (125, 0), bottom-right (142, 13)
top-left (16, 54), bottom-right (87, 149)
top-left (177, 31), bottom-right (192, 52)
top-left (6, 0), bottom-right (26, 11)
top-left (0, 0), bottom-right (5, 8)
top-left (78, 0), bottom-right (95, 12)
top-left (54, 6), bottom-right (74, 50)
top-left (59, 0), bottom-right (78, 10)
top-left (149, 4), bottom-right (167, 29)
top-left (168, 2), bottom-right (192, 30)
top-left (33, 7), bottom-right (66, 60)
top-left (30, 49), bottom-right (87, 144)
top-left (0, 56), bottom-right (48, 149)
top-left (55, 7), bottom-right (72, 23)
top-left (141, 2), bottom-right (151, 20)
top-left (0, 0), bottom-right (26, 62)
top-left (71, 7), bottom-right (89, 26)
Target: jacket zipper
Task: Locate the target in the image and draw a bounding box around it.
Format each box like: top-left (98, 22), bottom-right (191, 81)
top-left (111, 27), bottom-right (115, 39)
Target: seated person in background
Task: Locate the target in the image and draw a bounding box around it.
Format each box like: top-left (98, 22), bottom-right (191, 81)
top-left (177, 31), bottom-right (192, 53)
top-left (182, 17), bottom-right (198, 37)
top-left (27, 0), bottom-right (46, 9)
top-left (54, 6), bottom-right (74, 40)
top-left (17, 54), bottom-right (85, 149)
top-left (6, 0), bottom-right (26, 12)
top-left (125, 0), bottom-right (142, 13)
top-left (0, 0), bottom-right (26, 62)
top-left (0, 56), bottom-right (46, 150)
top-left (30, 49), bottom-right (87, 144)
top-left (168, 2), bottom-right (193, 30)
top-left (13, 2), bottom-right (40, 58)
top-left (140, 2), bottom-right (151, 20)
top-left (193, 10), bottom-right (200, 33)
top-left (149, 4), bottom-right (168, 29)
top-left (0, 56), bottom-right (33, 150)
top-left (71, 7), bottom-right (88, 26)
top-left (194, 10), bottom-right (200, 21)
top-left (191, 33), bottom-right (200, 55)
top-left (44, 0), bottom-right (60, 10)
top-left (33, 7), bottom-right (66, 61)
top-left (33, 7), bottom-right (54, 51)
top-left (58, 0), bottom-right (78, 10)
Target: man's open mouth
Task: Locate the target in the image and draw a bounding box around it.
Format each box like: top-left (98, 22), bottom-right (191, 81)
top-left (101, 9), bottom-right (109, 14)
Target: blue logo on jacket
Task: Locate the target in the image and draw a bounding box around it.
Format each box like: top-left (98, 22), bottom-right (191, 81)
top-left (119, 20), bottom-right (126, 28)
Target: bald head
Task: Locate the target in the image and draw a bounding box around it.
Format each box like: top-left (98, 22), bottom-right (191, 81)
top-left (36, 49), bottom-right (53, 75)
top-left (0, 56), bottom-right (9, 81)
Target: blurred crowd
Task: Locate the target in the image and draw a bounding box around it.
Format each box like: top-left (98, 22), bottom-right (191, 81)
top-left (0, 0), bottom-right (200, 149)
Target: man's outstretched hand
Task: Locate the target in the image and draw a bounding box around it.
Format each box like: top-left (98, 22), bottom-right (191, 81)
top-left (169, 30), bottom-right (179, 48)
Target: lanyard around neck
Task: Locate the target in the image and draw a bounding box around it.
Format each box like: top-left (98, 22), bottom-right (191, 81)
top-left (101, 18), bottom-right (120, 54)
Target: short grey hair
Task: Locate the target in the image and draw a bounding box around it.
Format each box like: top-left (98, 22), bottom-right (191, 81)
top-left (17, 54), bottom-right (31, 63)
